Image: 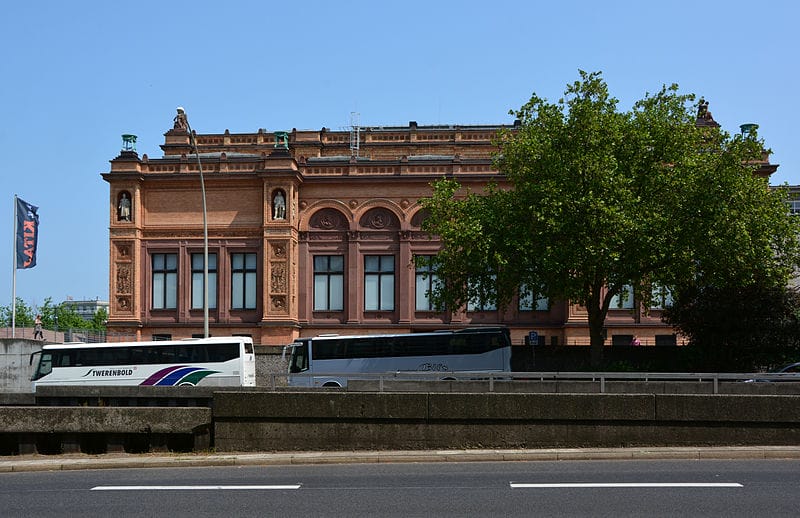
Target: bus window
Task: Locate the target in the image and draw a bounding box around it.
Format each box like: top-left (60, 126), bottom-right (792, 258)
top-left (288, 341), bottom-right (308, 373)
top-left (37, 353), bottom-right (53, 378)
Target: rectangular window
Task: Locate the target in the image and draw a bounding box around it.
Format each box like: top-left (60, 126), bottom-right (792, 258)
top-left (364, 255), bottom-right (395, 311)
top-left (415, 255), bottom-right (440, 311)
top-left (610, 285), bottom-right (635, 309)
top-left (467, 276), bottom-right (497, 312)
top-left (314, 255), bottom-right (344, 311)
top-left (152, 253), bottom-right (177, 309)
top-left (650, 284), bottom-right (673, 310)
top-left (191, 253), bottom-right (217, 310)
top-left (231, 252), bottom-right (257, 310)
top-left (519, 284), bottom-right (549, 311)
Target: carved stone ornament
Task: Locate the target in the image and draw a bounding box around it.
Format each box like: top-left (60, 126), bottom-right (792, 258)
top-left (310, 208), bottom-right (347, 230)
top-left (271, 262), bottom-right (287, 293)
top-left (117, 296), bottom-right (130, 311)
top-left (116, 265), bottom-right (132, 294)
top-left (359, 208), bottom-right (400, 230)
top-left (271, 295), bottom-right (287, 312)
top-left (116, 243), bottom-right (131, 259)
top-left (271, 242), bottom-right (286, 258)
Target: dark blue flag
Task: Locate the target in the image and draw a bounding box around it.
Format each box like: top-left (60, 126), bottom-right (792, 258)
top-left (16, 197), bottom-right (39, 269)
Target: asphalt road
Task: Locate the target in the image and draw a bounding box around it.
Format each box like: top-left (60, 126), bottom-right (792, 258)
top-left (1, 459), bottom-right (798, 517)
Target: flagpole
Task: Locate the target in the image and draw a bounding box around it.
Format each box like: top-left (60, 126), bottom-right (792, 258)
top-left (11, 195), bottom-right (17, 338)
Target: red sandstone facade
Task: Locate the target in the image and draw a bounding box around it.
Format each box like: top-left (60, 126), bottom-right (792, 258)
top-left (102, 116), bottom-right (775, 346)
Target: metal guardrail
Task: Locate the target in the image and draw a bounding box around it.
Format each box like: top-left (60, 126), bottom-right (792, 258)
top-left (0, 327), bottom-right (136, 343)
top-left (263, 371), bottom-right (800, 394)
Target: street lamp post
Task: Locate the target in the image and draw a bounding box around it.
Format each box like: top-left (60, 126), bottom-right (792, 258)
top-left (179, 107), bottom-right (209, 338)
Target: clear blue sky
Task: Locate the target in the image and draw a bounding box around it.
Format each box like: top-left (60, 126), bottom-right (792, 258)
top-left (2, 0), bottom-right (799, 309)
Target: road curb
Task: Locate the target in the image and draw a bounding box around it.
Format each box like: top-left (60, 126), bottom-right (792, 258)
top-left (2, 446), bottom-right (800, 472)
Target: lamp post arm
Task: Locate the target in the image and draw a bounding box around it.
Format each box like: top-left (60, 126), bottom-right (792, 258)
top-left (183, 111), bottom-right (210, 339)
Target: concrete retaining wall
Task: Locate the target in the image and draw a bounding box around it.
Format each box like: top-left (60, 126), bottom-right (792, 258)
top-left (212, 392), bottom-right (800, 452)
top-left (0, 339), bottom-right (39, 393)
top-left (3, 391), bottom-right (799, 456)
top-left (0, 407), bottom-right (211, 455)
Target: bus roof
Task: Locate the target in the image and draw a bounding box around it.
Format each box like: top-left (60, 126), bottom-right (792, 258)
top-left (35, 336), bottom-right (253, 351)
top-left (301, 327), bottom-right (508, 342)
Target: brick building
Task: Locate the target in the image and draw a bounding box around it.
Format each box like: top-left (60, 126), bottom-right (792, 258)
top-left (102, 113), bottom-right (776, 346)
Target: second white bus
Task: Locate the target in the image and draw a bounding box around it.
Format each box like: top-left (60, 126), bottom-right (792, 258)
top-left (284, 327), bottom-right (512, 387)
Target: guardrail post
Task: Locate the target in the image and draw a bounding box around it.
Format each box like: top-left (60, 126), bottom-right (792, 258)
top-left (600, 376), bottom-right (605, 393)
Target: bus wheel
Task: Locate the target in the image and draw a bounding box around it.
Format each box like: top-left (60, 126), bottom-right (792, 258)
top-left (179, 382), bottom-right (195, 387)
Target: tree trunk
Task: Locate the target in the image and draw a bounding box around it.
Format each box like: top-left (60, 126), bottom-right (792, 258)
top-left (587, 304), bottom-right (607, 369)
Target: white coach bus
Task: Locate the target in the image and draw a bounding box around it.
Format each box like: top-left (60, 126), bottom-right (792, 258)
top-left (284, 327), bottom-right (512, 387)
top-left (30, 336), bottom-right (256, 388)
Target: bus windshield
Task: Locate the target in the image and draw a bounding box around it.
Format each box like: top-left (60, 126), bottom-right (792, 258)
top-left (287, 340), bottom-right (309, 373)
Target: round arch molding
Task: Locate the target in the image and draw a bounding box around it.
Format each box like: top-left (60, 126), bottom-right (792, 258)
top-left (358, 207), bottom-right (400, 230)
top-left (308, 207), bottom-right (350, 231)
top-left (410, 207), bottom-right (431, 229)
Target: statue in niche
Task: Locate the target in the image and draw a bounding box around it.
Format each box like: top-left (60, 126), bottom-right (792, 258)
top-left (273, 190), bottom-right (286, 220)
top-left (118, 192), bottom-right (131, 221)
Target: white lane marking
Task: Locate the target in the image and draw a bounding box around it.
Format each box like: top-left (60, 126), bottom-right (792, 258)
top-left (91, 485), bottom-right (301, 491)
top-left (510, 482), bottom-right (743, 488)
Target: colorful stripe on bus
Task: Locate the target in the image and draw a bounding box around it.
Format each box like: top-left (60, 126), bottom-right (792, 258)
top-left (140, 366), bottom-right (220, 386)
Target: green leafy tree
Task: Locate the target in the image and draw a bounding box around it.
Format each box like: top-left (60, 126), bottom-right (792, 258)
top-left (663, 280), bottom-right (800, 371)
top-left (0, 298), bottom-right (35, 327)
top-left (36, 297), bottom-right (59, 329)
top-left (55, 304), bottom-right (92, 330)
top-left (421, 71), bottom-right (800, 366)
top-left (89, 307), bottom-right (108, 331)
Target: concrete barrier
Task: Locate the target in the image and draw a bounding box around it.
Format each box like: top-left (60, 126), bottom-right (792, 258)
top-left (0, 407), bottom-right (211, 455)
top-left (34, 385), bottom-right (220, 407)
top-left (0, 339), bottom-right (39, 393)
top-left (3, 390), bottom-right (800, 456)
top-left (212, 391), bottom-right (800, 452)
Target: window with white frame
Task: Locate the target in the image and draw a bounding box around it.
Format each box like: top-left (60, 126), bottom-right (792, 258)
top-left (231, 252), bottom-right (257, 310)
top-left (415, 255), bottom-right (440, 311)
top-left (365, 255), bottom-right (395, 311)
top-left (191, 253), bottom-right (217, 310)
top-left (314, 255), bottom-right (344, 311)
top-left (152, 253), bottom-right (177, 310)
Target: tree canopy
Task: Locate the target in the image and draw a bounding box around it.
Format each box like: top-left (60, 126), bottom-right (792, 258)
top-left (1, 297), bottom-right (107, 332)
top-left (420, 71), bottom-right (800, 366)
top-left (663, 280), bottom-right (800, 371)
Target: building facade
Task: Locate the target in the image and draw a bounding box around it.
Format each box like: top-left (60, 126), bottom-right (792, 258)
top-left (61, 298), bottom-right (109, 322)
top-left (102, 113), bottom-right (776, 346)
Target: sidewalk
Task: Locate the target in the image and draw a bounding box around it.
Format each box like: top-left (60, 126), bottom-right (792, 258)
top-left (2, 446), bottom-right (800, 473)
